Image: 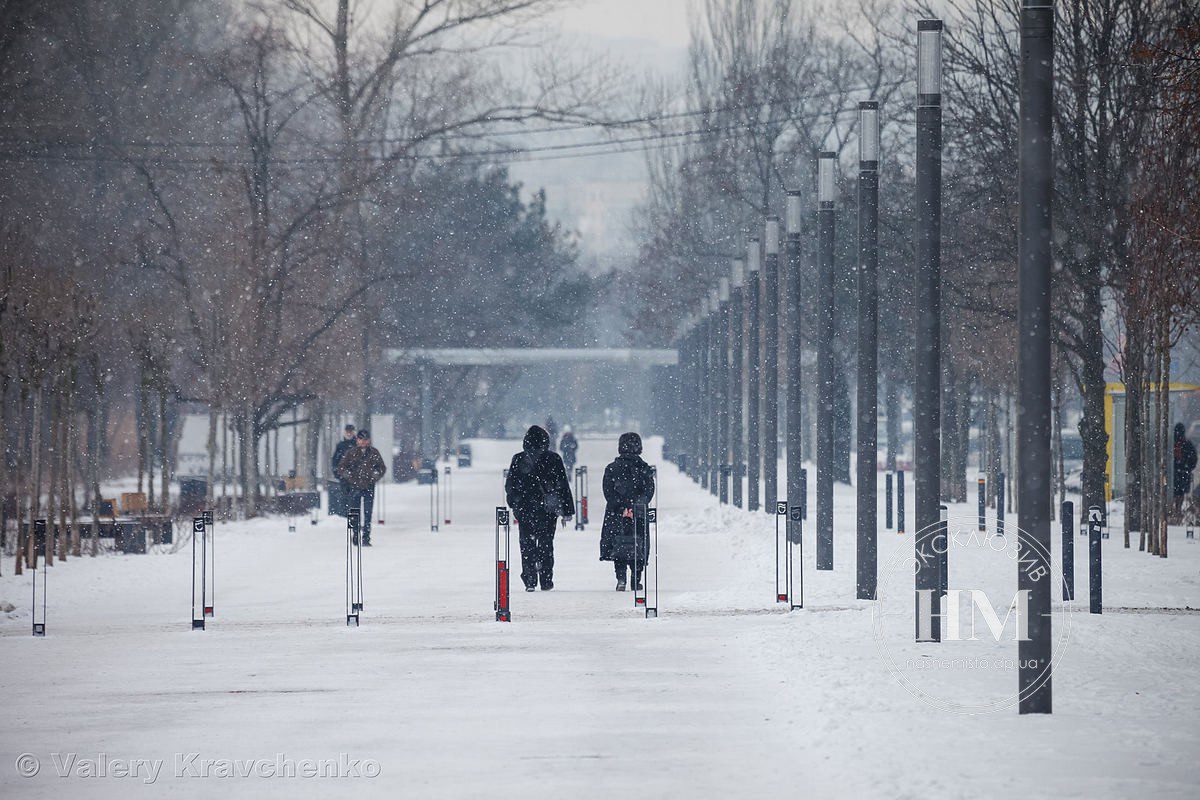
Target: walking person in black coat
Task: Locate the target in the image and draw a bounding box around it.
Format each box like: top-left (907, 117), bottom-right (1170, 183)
top-left (337, 430), bottom-right (387, 546)
top-left (505, 425), bottom-right (574, 591)
top-left (1174, 422), bottom-right (1198, 518)
top-left (559, 425), bottom-right (579, 473)
top-left (600, 432), bottom-right (655, 591)
top-left (329, 423), bottom-right (357, 517)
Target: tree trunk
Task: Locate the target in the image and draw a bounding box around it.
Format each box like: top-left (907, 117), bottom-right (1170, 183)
top-left (160, 390), bottom-right (170, 514)
top-left (57, 388), bottom-right (70, 562)
top-left (1124, 314), bottom-right (1144, 548)
top-left (30, 384), bottom-right (44, 568)
top-left (46, 390), bottom-right (59, 566)
top-left (1052, 371), bottom-right (1065, 524)
top-left (884, 372), bottom-right (899, 472)
top-left (1159, 313), bottom-right (1170, 559)
top-left (206, 404), bottom-right (217, 505)
top-left (14, 385), bottom-right (27, 575)
top-left (1078, 293), bottom-right (1109, 537)
top-left (137, 376), bottom-right (147, 494)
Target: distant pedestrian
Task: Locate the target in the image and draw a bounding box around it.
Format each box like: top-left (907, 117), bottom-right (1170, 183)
top-left (560, 425), bottom-right (579, 473)
top-left (600, 432), bottom-right (655, 592)
top-left (1174, 423), bottom-right (1197, 516)
top-left (329, 423), bottom-right (357, 516)
top-left (545, 417), bottom-right (558, 450)
top-left (337, 430), bottom-right (387, 546)
top-left (505, 425), bottom-right (574, 591)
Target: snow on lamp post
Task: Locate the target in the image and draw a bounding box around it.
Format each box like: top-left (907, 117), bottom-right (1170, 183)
top-left (730, 258), bottom-right (746, 509)
top-left (857, 101), bottom-right (880, 601)
top-left (763, 216), bottom-right (782, 515)
top-left (785, 190), bottom-right (804, 541)
top-left (914, 18), bottom-right (944, 642)
top-left (746, 238), bottom-right (762, 512)
top-left (816, 152), bottom-right (837, 571)
top-left (1017, 0), bottom-right (1055, 715)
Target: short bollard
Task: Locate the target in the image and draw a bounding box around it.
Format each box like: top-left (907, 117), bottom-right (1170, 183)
top-left (574, 466), bottom-right (590, 530)
top-left (774, 501), bottom-right (789, 604)
top-left (190, 517), bottom-right (208, 630)
top-left (31, 519), bottom-right (48, 637)
top-left (495, 507), bottom-right (511, 622)
top-left (1061, 501), bottom-right (1074, 601)
top-left (633, 503), bottom-right (659, 619)
top-left (346, 508), bottom-right (363, 626)
top-left (885, 472), bottom-right (893, 530)
top-left (996, 472), bottom-right (1006, 537)
top-left (1088, 506), bottom-right (1103, 614)
top-left (977, 476), bottom-right (986, 532)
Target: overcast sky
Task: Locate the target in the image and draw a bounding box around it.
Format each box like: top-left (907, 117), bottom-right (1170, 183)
top-left (505, 0), bottom-right (696, 265)
top-left (552, 0), bottom-right (694, 49)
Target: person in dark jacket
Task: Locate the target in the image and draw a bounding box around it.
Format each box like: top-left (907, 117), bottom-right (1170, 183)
top-left (600, 432), bottom-right (655, 591)
top-left (329, 424), bottom-right (357, 517)
top-left (1174, 423), bottom-right (1197, 516)
top-left (505, 425), bottom-right (574, 591)
top-left (559, 425), bottom-right (579, 473)
top-left (337, 430), bottom-right (387, 545)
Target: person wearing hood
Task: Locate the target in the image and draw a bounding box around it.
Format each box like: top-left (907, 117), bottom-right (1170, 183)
top-left (1173, 422), bottom-right (1197, 516)
top-left (600, 432), bottom-right (656, 591)
top-left (505, 425), bottom-right (574, 591)
top-left (559, 425), bottom-right (579, 473)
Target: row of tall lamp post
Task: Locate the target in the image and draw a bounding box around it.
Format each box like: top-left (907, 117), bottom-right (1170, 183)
top-left (666, 8), bottom-right (1055, 716)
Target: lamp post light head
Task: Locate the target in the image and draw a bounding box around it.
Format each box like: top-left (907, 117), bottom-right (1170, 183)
top-left (818, 152), bottom-right (837, 209)
top-left (748, 237), bottom-right (761, 273)
top-left (918, 20), bottom-right (943, 104)
top-left (764, 217), bottom-right (781, 255)
top-left (719, 277), bottom-right (730, 302)
top-left (859, 101), bottom-right (880, 167)
top-left (731, 257), bottom-right (745, 289)
top-left (786, 190), bottom-right (803, 236)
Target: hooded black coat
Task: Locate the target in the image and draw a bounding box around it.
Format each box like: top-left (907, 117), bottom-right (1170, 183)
top-left (599, 453), bottom-right (655, 563)
top-left (505, 427), bottom-right (574, 522)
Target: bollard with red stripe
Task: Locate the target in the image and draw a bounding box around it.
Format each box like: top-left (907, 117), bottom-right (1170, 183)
top-left (774, 501), bottom-right (788, 603)
top-left (191, 516), bottom-right (208, 630)
top-left (574, 466), bottom-right (590, 530)
top-left (633, 503), bottom-right (649, 609)
top-left (495, 507), bottom-right (511, 622)
top-left (788, 503), bottom-right (804, 610)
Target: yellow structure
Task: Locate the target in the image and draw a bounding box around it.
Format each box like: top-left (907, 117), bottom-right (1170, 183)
top-left (1104, 381), bottom-right (1200, 501)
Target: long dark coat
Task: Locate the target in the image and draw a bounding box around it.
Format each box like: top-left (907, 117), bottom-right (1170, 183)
top-left (599, 453), bottom-right (655, 563)
top-left (336, 446), bottom-right (387, 490)
top-left (505, 449), bottom-right (574, 523)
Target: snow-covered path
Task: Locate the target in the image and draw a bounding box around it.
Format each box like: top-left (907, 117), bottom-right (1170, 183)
top-left (2, 437), bottom-right (1199, 798)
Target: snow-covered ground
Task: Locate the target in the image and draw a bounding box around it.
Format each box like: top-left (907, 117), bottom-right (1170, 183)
top-left (2, 437), bottom-right (1199, 798)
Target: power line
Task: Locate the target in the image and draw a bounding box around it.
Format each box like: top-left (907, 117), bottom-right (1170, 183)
top-left (0, 78), bottom-right (912, 157)
top-left (0, 97), bottom-right (885, 171)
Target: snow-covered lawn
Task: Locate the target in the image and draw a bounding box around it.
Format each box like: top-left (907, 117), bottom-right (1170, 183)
top-left (2, 437), bottom-right (1198, 798)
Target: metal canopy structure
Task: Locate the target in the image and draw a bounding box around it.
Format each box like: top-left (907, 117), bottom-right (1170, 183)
top-left (385, 348), bottom-right (678, 367)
